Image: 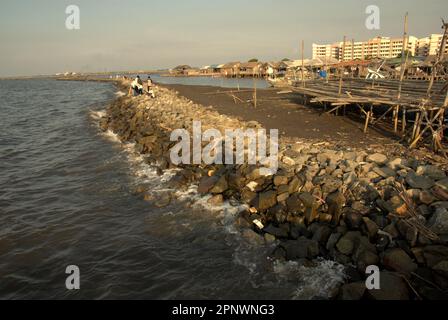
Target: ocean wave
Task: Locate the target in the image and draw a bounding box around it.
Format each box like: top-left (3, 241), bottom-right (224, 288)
top-left (95, 115), bottom-right (346, 300)
top-left (273, 259), bottom-right (346, 300)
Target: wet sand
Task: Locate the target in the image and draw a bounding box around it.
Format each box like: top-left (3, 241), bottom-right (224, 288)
top-left (161, 84), bottom-right (398, 148)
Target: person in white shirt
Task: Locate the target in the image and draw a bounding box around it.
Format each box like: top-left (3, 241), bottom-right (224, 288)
top-left (130, 75), bottom-right (143, 96)
top-left (146, 76), bottom-right (155, 98)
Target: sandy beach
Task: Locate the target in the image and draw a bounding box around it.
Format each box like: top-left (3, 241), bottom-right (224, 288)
top-left (161, 84), bottom-right (398, 148)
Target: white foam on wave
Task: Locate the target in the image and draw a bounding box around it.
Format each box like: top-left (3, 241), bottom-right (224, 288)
top-left (89, 109), bottom-right (107, 120)
top-left (101, 129), bottom-right (121, 143)
top-left (273, 259), bottom-right (346, 300)
top-left (121, 142), bottom-right (179, 189)
top-left (115, 91), bottom-right (126, 97)
top-left (96, 116), bottom-right (346, 300)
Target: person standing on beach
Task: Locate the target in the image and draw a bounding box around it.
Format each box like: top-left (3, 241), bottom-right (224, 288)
top-left (146, 76), bottom-right (155, 98)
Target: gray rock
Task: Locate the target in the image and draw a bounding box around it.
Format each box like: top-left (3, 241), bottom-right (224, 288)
top-left (198, 175), bottom-right (219, 193)
top-left (312, 225), bottom-right (332, 245)
top-left (336, 231), bottom-right (361, 255)
top-left (366, 153), bottom-right (388, 165)
top-left (432, 260), bottom-right (448, 276)
top-left (351, 201), bottom-right (370, 215)
top-left (343, 172), bottom-right (357, 186)
top-left (387, 158), bottom-right (405, 170)
top-left (419, 190), bottom-right (436, 204)
top-left (210, 175), bottom-right (229, 194)
top-left (326, 232), bottom-right (342, 251)
top-left (432, 185), bottom-right (448, 201)
top-left (288, 176), bottom-right (303, 194)
top-left (345, 210), bottom-right (363, 229)
top-left (416, 165), bottom-right (446, 180)
top-left (241, 189), bottom-right (257, 204)
top-left (428, 207), bottom-right (448, 235)
top-left (282, 156), bottom-right (296, 166)
top-left (382, 248), bottom-right (417, 275)
top-left (435, 177), bottom-right (448, 191)
top-left (406, 172), bottom-right (435, 189)
top-left (343, 151), bottom-right (358, 161)
top-left (322, 176), bottom-right (343, 194)
top-left (366, 272), bottom-right (409, 300)
top-left (317, 151), bottom-right (342, 164)
top-left (299, 192), bottom-right (319, 224)
top-left (264, 233), bottom-right (277, 244)
top-left (286, 193), bottom-right (302, 212)
top-left (423, 245), bottom-right (448, 267)
top-left (383, 223), bottom-right (399, 239)
top-left (277, 192), bottom-right (289, 202)
top-left (356, 250), bottom-right (380, 273)
top-left (373, 166), bottom-right (396, 178)
top-left (280, 237), bottom-right (319, 260)
top-left (264, 224), bottom-right (289, 238)
top-left (362, 217), bottom-right (379, 239)
top-left (396, 219), bottom-right (418, 247)
top-left (242, 229), bottom-right (265, 246)
top-left (326, 191), bottom-right (346, 224)
top-left (273, 175), bottom-right (288, 186)
top-left (258, 190), bottom-right (278, 211)
top-left (339, 282), bottom-right (366, 300)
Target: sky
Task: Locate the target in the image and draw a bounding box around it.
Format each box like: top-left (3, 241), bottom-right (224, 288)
top-left (0, 0), bottom-right (447, 76)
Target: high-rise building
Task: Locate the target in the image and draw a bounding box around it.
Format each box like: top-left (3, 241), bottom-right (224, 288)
top-left (312, 34), bottom-right (447, 61)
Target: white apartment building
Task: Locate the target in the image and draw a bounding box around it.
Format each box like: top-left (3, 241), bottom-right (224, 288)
top-left (312, 43), bottom-right (340, 60)
top-left (428, 34), bottom-right (448, 55)
top-left (312, 34), bottom-right (447, 61)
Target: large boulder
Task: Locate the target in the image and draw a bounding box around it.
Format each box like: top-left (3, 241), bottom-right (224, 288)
top-left (210, 175), bottom-right (229, 194)
top-left (336, 231), bottom-right (361, 255)
top-left (366, 153), bottom-right (388, 165)
top-left (406, 172), bottom-right (435, 189)
top-left (197, 175), bottom-right (219, 193)
top-left (257, 190), bottom-right (278, 211)
top-left (362, 217), bottom-right (379, 239)
top-left (366, 272), bottom-right (410, 300)
top-left (382, 248), bottom-right (417, 275)
top-left (299, 192), bottom-right (319, 224)
top-left (339, 282), bottom-right (366, 300)
top-left (242, 229), bottom-right (265, 246)
top-left (264, 224), bottom-right (289, 238)
top-left (423, 245), bottom-right (448, 267)
top-left (326, 191), bottom-right (346, 224)
top-left (280, 237), bottom-right (319, 260)
top-left (344, 210), bottom-right (363, 230)
top-left (286, 193), bottom-right (302, 212)
top-left (416, 165), bottom-right (446, 180)
top-left (273, 175), bottom-right (288, 186)
top-left (322, 176), bottom-right (343, 194)
top-left (373, 166), bottom-right (396, 179)
top-left (427, 207), bottom-right (448, 236)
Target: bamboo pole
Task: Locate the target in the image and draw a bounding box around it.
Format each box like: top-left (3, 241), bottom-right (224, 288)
top-left (351, 38), bottom-right (355, 78)
top-left (301, 40), bottom-right (305, 88)
top-left (402, 107), bottom-right (407, 135)
top-left (427, 21), bottom-right (448, 97)
top-left (339, 36), bottom-right (346, 95)
top-left (397, 12), bottom-right (408, 100)
top-left (253, 78), bottom-right (257, 108)
top-left (364, 104), bottom-right (372, 133)
top-left (393, 105), bottom-right (399, 132)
